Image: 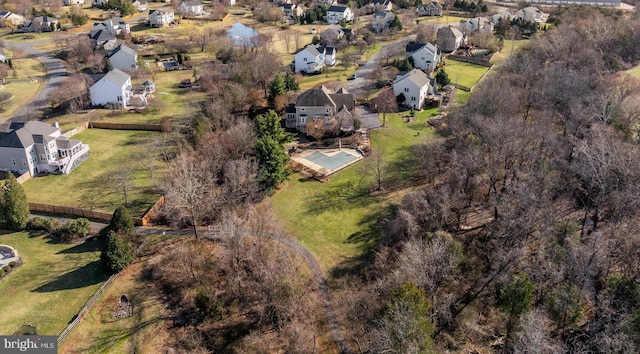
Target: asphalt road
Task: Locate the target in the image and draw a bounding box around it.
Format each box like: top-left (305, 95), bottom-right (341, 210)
top-left (2, 38), bottom-right (67, 129)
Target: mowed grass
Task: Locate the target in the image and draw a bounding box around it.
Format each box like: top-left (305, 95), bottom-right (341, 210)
top-left (0, 47), bottom-right (46, 121)
top-left (59, 262), bottom-right (166, 354)
top-left (0, 231), bottom-right (106, 335)
top-left (443, 59), bottom-right (490, 89)
top-left (625, 64), bottom-right (640, 79)
top-left (22, 129), bottom-right (164, 217)
top-left (270, 109), bottom-right (437, 272)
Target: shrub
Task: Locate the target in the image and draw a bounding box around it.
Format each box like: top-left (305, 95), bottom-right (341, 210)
top-left (67, 218), bottom-right (91, 238)
top-left (0, 269), bottom-right (5, 277)
top-left (26, 217), bottom-right (58, 232)
top-left (8, 261), bottom-right (16, 268)
top-left (2, 266), bottom-right (9, 273)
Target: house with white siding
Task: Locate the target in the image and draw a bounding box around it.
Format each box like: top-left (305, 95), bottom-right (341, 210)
top-left (89, 69), bottom-right (134, 109)
top-left (326, 6), bottom-right (354, 24)
top-left (107, 45), bottom-right (138, 72)
top-left (294, 44), bottom-right (337, 73)
top-left (285, 86), bottom-right (355, 132)
top-left (0, 121), bottom-right (89, 176)
top-left (392, 69), bottom-right (435, 109)
top-left (406, 42), bottom-right (440, 72)
top-left (149, 9), bottom-right (175, 27)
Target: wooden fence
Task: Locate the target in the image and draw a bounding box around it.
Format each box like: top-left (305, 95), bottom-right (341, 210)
top-left (61, 122), bottom-right (89, 138)
top-left (57, 272), bottom-right (120, 345)
top-left (447, 54), bottom-right (494, 67)
top-left (89, 122), bottom-right (188, 132)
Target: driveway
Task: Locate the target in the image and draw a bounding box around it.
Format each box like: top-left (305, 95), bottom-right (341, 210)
top-left (356, 105), bottom-right (380, 129)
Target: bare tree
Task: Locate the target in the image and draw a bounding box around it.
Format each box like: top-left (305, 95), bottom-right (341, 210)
top-left (282, 29), bottom-right (291, 54)
top-left (372, 87), bottom-right (397, 126)
top-left (512, 310), bottom-right (564, 354)
top-left (292, 30), bottom-right (303, 52)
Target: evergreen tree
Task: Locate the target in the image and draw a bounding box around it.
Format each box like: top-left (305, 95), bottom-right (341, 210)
top-left (268, 73), bottom-right (286, 106)
top-left (256, 136), bottom-right (290, 190)
top-left (283, 71), bottom-right (299, 92)
top-left (435, 68), bottom-right (451, 88)
top-left (109, 205), bottom-right (135, 235)
top-left (0, 173), bottom-right (30, 230)
top-left (254, 110), bottom-right (290, 144)
top-left (101, 230), bottom-right (135, 275)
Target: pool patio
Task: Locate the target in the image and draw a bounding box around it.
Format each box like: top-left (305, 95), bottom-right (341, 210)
top-left (291, 148), bottom-right (364, 177)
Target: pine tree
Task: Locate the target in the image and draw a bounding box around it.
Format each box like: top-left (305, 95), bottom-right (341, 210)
top-left (101, 230), bottom-right (135, 275)
top-left (283, 71), bottom-right (299, 92)
top-left (268, 73), bottom-right (286, 106)
top-left (435, 69), bottom-right (451, 88)
top-left (0, 173), bottom-right (30, 230)
top-left (109, 206), bottom-right (135, 235)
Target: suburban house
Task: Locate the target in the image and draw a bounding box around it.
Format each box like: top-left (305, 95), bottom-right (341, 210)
top-left (406, 42), bottom-right (440, 72)
top-left (294, 44), bottom-right (336, 73)
top-left (89, 28), bottom-right (118, 50)
top-left (0, 48), bottom-right (5, 63)
top-left (368, 0), bottom-right (393, 12)
top-left (459, 17), bottom-right (494, 34)
top-left (0, 11), bottom-right (25, 26)
top-left (318, 0), bottom-right (337, 5)
top-left (107, 45), bottom-right (138, 72)
top-left (63, 0), bottom-right (86, 5)
top-left (180, 0), bottom-right (205, 15)
top-left (416, 2), bottom-right (443, 16)
top-left (89, 68), bottom-right (134, 109)
top-left (133, 0), bottom-right (148, 11)
top-left (371, 11), bottom-right (395, 33)
top-left (393, 68), bottom-right (435, 110)
top-left (437, 25), bottom-right (466, 53)
top-left (280, 3), bottom-right (304, 22)
top-left (501, 0), bottom-right (618, 7)
top-left (22, 16), bottom-right (59, 32)
top-left (102, 16), bottom-right (130, 35)
top-left (149, 9), bottom-right (175, 27)
top-left (514, 6), bottom-right (549, 23)
top-left (320, 25), bottom-right (344, 46)
top-left (285, 86), bottom-right (355, 132)
top-left (491, 10), bottom-right (513, 25)
top-left (0, 121), bottom-right (90, 176)
top-left (326, 6), bottom-right (354, 24)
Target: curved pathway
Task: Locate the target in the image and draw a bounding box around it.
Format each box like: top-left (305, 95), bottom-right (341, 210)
top-left (2, 38), bottom-right (68, 127)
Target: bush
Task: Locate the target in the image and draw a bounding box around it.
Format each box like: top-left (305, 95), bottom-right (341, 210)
top-left (0, 269), bottom-right (4, 277)
top-left (55, 218), bottom-right (92, 242)
top-left (8, 261), bottom-right (16, 268)
top-left (2, 266), bottom-right (9, 273)
top-left (26, 217), bottom-right (58, 233)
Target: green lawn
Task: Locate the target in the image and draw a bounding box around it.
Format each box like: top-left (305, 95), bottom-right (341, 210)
top-left (626, 64), bottom-right (640, 79)
top-left (442, 59), bottom-right (490, 89)
top-left (22, 129), bottom-right (165, 217)
top-left (270, 108), bottom-right (439, 273)
top-left (0, 231), bottom-right (106, 335)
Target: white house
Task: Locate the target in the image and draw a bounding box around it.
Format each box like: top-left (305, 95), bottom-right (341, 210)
top-left (491, 11), bottom-right (513, 25)
top-left (514, 7), bottom-right (549, 23)
top-left (89, 28), bottom-right (118, 50)
top-left (108, 45), bottom-right (138, 72)
top-left (89, 69), bottom-right (133, 109)
top-left (180, 0), bottom-right (205, 15)
top-left (0, 11), bottom-right (25, 26)
top-left (371, 11), bottom-right (394, 33)
top-left (63, 0), bottom-right (86, 5)
top-left (393, 69), bottom-right (434, 110)
top-left (406, 42), bottom-right (440, 72)
top-left (368, 0), bottom-right (392, 12)
top-left (102, 16), bottom-right (130, 35)
top-left (133, 0), bottom-right (148, 11)
top-left (459, 17), bottom-right (494, 34)
top-left (294, 44), bottom-right (336, 73)
top-left (327, 6), bottom-right (354, 24)
top-left (22, 16), bottom-right (59, 32)
top-left (149, 9), bottom-right (175, 27)
top-left (0, 121), bottom-right (90, 176)
top-left (437, 25), bottom-right (466, 53)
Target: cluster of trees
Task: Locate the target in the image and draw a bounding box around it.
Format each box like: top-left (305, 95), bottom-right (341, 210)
top-left (452, 0), bottom-right (488, 13)
top-left (334, 8), bottom-right (640, 352)
top-left (100, 206), bottom-right (136, 275)
top-left (0, 173), bottom-right (29, 230)
top-left (100, 0), bottom-right (137, 17)
top-left (143, 207), bottom-right (322, 352)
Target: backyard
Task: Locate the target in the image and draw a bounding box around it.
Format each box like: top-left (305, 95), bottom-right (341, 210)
top-left (21, 129), bottom-right (165, 217)
top-left (0, 230), bottom-right (106, 335)
top-left (0, 47), bottom-right (46, 120)
top-left (442, 58), bottom-right (491, 90)
top-left (270, 108), bottom-right (440, 273)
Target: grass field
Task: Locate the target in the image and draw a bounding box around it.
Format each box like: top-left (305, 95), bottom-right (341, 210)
top-left (626, 64), bottom-right (640, 79)
top-left (442, 58), bottom-right (490, 89)
top-left (59, 262), bottom-right (165, 354)
top-left (0, 230), bottom-right (106, 335)
top-left (270, 108), bottom-right (439, 272)
top-left (0, 47), bottom-right (46, 121)
top-left (416, 15), bottom-right (469, 24)
top-left (21, 129), bottom-right (164, 217)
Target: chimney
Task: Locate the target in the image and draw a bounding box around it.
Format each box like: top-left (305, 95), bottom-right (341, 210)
top-left (53, 121), bottom-right (59, 129)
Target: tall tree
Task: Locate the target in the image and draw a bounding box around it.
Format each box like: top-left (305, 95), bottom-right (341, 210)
top-left (0, 173), bottom-right (30, 230)
top-left (372, 87), bottom-right (397, 127)
top-left (101, 230), bottom-right (135, 275)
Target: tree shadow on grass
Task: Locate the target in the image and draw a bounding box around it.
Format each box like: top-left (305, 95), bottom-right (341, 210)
top-left (32, 260), bottom-right (106, 292)
top-left (56, 239), bottom-right (102, 254)
top-left (305, 180), bottom-right (382, 215)
top-left (330, 207), bottom-right (393, 279)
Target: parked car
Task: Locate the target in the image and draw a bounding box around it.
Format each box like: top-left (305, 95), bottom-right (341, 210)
top-left (347, 74), bottom-right (357, 80)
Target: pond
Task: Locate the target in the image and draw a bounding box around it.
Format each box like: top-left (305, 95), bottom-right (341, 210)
top-left (226, 22), bottom-right (259, 46)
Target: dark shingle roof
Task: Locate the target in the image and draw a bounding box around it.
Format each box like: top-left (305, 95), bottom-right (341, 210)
top-left (0, 121), bottom-right (59, 148)
top-left (327, 6), bottom-right (348, 12)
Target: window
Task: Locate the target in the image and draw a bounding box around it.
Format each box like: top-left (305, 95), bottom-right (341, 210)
top-left (411, 97), bottom-right (416, 101)
top-left (40, 154), bottom-right (45, 161)
top-left (404, 88), bottom-right (409, 93)
top-left (11, 158), bottom-right (16, 166)
top-left (300, 108), bottom-right (306, 111)
top-left (117, 96), bottom-right (122, 101)
top-left (22, 159), bottom-right (26, 166)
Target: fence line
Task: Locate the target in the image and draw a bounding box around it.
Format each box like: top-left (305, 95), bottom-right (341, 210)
top-left (88, 122), bottom-right (188, 132)
top-left (58, 272), bottom-right (120, 345)
top-left (61, 122), bottom-right (89, 138)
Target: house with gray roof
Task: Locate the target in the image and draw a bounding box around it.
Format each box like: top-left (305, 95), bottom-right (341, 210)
top-left (0, 121), bottom-right (89, 176)
top-left (294, 44), bottom-right (337, 73)
top-left (437, 25), bottom-right (466, 52)
top-left (406, 42), bottom-right (440, 72)
top-left (371, 11), bottom-right (395, 33)
top-left (89, 28), bottom-right (118, 50)
top-left (285, 86), bottom-right (355, 132)
top-left (392, 69), bottom-right (435, 109)
top-left (416, 2), bottom-right (443, 17)
top-left (0, 11), bottom-right (25, 27)
top-left (149, 9), bottom-right (175, 28)
top-left (102, 16), bottom-right (129, 35)
top-left (327, 6), bottom-right (354, 24)
top-left (108, 44), bottom-right (138, 72)
top-left (22, 16), bottom-right (59, 32)
top-left (89, 68), bottom-right (134, 109)
top-left (180, 0), bottom-right (206, 15)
